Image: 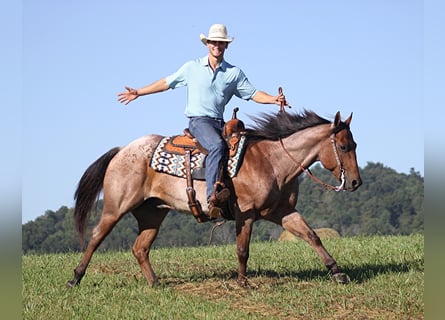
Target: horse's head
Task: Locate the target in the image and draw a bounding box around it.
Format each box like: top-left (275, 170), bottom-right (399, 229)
top-left (318, 112), bottom-right (362, 191)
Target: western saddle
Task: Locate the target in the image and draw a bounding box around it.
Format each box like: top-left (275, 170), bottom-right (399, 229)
top-left (166, 107), bottom-right (245, 222)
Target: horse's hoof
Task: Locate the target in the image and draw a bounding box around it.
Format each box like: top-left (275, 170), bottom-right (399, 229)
top-left (66, 280), bottom-right (77, 288)
top-left (332, 272), bottom-right (350, 284)
top-left (236, 277), bottom-right (250, 288)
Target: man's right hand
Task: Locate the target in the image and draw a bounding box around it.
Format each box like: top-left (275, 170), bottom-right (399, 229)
top-left (117, 86), bottom-right (138, 105)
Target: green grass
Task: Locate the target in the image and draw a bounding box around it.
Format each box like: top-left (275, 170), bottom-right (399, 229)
top-left (23, 234), bottom-right (423, 319)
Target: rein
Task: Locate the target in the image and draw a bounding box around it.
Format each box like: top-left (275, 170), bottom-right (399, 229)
top-left (276, 87), bottom-right (345, 191)
top-left (279, 136), bottom-right (345, 192)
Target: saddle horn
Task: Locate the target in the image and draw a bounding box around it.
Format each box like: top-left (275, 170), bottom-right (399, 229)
top-left (232, 107), bottom-right (239, 119)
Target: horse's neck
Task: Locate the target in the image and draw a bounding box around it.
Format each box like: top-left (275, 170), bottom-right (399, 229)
top-left (275, 125), bottom-right (329, 171)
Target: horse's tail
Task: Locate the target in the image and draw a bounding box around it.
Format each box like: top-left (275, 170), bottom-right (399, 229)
top-left (74, 147), bottom-right (121, 245)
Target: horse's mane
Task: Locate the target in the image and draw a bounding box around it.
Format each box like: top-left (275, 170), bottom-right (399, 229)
top-left (246, 109), bottom-right (331, 140)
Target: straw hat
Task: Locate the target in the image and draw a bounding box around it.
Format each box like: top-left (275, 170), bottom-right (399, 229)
top-left (199, 24), bottom-right (234, 45)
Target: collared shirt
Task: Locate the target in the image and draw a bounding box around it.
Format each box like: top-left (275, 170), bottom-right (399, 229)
top-left (165, 56), bottom-right (258, 119)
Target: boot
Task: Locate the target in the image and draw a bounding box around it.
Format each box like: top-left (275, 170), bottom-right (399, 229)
top-left (207, 183), bottom-right (230, 219)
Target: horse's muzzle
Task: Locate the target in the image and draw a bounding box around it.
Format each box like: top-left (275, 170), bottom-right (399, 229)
top-left (347, 178), bottom-right (362, 192)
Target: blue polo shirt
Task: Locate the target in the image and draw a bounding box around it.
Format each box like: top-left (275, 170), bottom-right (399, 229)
top-left (165, 56), bottom-right (258, 119)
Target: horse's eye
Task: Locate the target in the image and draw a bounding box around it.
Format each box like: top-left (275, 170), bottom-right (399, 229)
top-left (339, 145), bottom-right (347, 152)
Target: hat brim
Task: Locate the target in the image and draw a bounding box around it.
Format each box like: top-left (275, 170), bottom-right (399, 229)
top-left (199, 34), bottom-right (234, 46)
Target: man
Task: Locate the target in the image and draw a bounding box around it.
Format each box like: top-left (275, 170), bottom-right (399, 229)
top-left (118, 23), bottom-right (287, 219)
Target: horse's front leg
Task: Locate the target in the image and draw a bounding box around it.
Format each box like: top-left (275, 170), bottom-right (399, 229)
top-left (282, 211), bottom-right (349, 284)
top-left (235, 213), bottom-right (255, 287)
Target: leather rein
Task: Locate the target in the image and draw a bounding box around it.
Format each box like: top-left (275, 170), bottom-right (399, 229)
top-left (277, 87), bottom-right (346, 192)
top-left (279, 136), bottom-right (346, 192)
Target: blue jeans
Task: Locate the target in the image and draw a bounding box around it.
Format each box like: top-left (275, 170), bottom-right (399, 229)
top-left (188, 116), bottom-right (225, 201)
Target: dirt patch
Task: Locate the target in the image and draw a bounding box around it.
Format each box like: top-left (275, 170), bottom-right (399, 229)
top-left (173, 277), bottom-right (295, 319)
top-left (171, 278), bottom-right (404, 320)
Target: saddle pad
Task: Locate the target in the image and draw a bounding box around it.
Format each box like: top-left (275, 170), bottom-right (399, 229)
top-left (150, 137), bottom-right (206, 179)
top-left (150, 135), bottom-right (247, 180)
top-left (227, 135), bottom-right (247, 178)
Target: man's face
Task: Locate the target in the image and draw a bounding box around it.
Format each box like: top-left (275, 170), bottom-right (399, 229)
top-left (207, 40), bottom-right (228, 57)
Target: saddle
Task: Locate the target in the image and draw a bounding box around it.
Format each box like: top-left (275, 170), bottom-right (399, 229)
top-left (156, 108), bottom-right (246, 223)
top-left (163, 130), bottom-right (207, 156)
top-left (222, 107), bottom-right (246, 157)
top-left (162, 106), bottom-right (245, 158)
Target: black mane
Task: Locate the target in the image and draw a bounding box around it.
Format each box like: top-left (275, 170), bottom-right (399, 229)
top-left (246, 109), bottom-right (331, 140)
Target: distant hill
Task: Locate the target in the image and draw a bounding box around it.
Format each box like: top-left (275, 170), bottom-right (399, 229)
top-left (22, 162), bottom-right (423, 253)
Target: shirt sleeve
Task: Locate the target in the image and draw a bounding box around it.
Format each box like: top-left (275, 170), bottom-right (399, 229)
top-left (165, 61), bottom-right (192, 89)
top-left (234, 69), bottom-right (258, 100)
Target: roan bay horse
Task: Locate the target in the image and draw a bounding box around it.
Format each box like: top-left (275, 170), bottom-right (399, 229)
top-left (67, 109), bottom-right (361, 288)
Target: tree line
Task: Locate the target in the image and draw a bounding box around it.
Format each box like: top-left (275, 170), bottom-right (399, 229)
top-left (22, 162), bottom-right (423, 254)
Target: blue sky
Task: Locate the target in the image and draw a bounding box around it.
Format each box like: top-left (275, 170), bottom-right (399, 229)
top-left (12, 1), bottom-right (427, 223)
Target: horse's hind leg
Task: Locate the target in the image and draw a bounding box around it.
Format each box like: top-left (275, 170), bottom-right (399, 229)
top-left (282, 211), bottom-right (349, 283)
top-left (131, 200), bottom-right (169, 287)
top-left (67, 208), bottom-right (124, 287)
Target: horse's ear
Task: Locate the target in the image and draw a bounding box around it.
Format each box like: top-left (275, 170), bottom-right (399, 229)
top-left (345, 112), bottom-right (353, 126)
top-left (332, 111), bottom-right (341, 129)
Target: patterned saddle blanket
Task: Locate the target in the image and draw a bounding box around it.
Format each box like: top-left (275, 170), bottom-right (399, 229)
top-left (150, 134), bottom-right (247, 180)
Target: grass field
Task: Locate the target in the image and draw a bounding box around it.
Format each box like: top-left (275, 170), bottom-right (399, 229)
top-left (22, 234), bottom-right (423, 319)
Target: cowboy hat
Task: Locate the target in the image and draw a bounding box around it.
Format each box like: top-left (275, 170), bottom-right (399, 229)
top-left (199, 24), bottom-right (234, 45)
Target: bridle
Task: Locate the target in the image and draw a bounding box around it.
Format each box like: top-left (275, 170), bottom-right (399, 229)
top-left (277, 87), bottom-right (346, 192)
top-left (279, 135), bottom-right (346, 192)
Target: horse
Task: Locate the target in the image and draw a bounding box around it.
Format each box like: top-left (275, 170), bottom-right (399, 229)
top-left (66, 109), bottom-right (362, 288)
